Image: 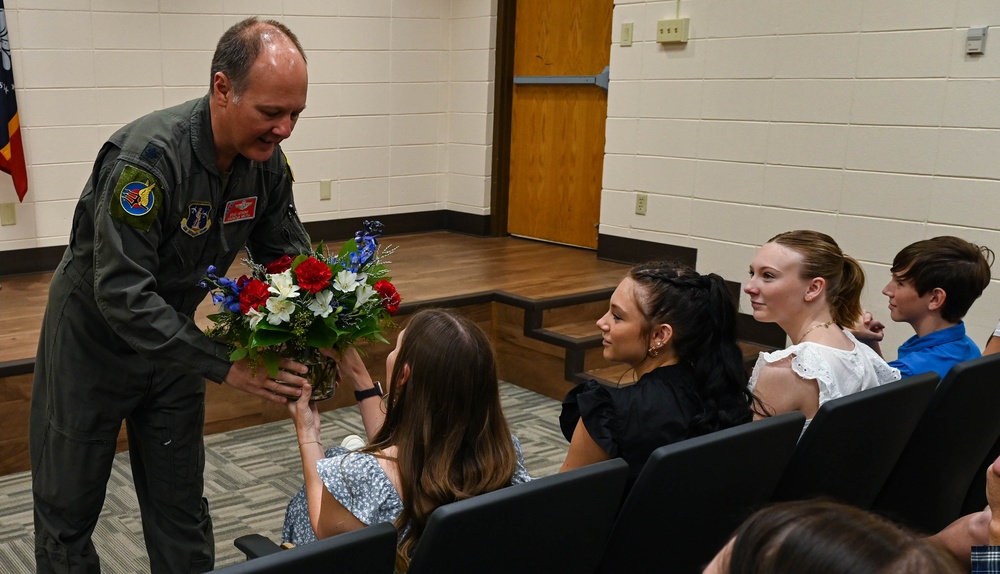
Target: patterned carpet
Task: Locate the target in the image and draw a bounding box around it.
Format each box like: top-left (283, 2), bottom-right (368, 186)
top-left (0, 383), bottom-right (567, 573)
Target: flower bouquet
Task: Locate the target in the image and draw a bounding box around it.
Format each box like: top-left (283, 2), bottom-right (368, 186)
top-left (200, 220), bottom-right (401, 401)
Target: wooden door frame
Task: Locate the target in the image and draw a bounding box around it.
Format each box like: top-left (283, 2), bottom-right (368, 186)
top-left (489, 0), bottom-right (516, 237)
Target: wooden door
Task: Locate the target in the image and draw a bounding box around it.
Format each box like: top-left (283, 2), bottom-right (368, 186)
top-left (507, 0), bottom-right (612, 249)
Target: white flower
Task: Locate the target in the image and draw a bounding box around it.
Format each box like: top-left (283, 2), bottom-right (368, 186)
top-left (268, 271), bottom-right (300, 300)
top-left (354, 283), bottom-right (376, 309)
top-left (265, 297), bottom-right (296, 325)
top-left (308, 290), bottom-right (334, 318)
top-left (333, 270), bottom-right (360, 293)
top-left (246, 307), bottom-right (265, 329)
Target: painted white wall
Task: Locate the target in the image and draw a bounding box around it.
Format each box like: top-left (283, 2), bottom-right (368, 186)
top-left (0, 0), bottom-right (497, 251)
top-left (4, 0), bottom-right (1000, 359)
top-left (604, 0), bottom-right (1000, 357)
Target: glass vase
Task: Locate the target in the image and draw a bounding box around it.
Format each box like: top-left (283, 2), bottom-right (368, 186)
top-left (290, 347), bottom-right (338, 402)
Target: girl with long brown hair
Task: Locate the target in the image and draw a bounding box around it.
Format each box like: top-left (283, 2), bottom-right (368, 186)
top-left (281, 308), bottom-right (530, 571)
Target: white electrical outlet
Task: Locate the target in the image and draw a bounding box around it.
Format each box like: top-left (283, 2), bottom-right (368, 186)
top-left (635, 193), bottom-right (648, 216)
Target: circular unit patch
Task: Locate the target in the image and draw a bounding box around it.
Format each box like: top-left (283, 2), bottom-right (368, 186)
top-left (120, 181), bottom-right (156, 217)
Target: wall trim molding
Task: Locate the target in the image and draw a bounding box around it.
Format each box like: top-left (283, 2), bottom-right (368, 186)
top-left (303, 210), bottom-right (491, 241)
top-left (596, 233), bottom-right (697, 266)
top-left (0, 245), bottom-right (65, 276)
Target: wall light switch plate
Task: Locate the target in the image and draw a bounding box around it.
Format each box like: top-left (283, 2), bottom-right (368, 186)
top-left (621, 23), bottom-right (634, 47)
top-left (319, 179), bottom-right (332, 201)
top-left (657, 18), bottom-right (689, 44)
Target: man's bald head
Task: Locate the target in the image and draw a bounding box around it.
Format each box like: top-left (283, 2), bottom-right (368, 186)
top-left (209, 17), bottom-right (307, 100)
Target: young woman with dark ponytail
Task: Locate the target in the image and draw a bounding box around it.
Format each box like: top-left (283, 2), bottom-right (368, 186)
top-left (558, 261), bottom-right (757, 482)
top-left (744, 230), bottom-right (899, 430)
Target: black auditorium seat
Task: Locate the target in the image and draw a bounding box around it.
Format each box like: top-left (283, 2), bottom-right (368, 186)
top-left (596, 412), bottom-right (806, 574)
top-left (214, 521), bottom-right (397, 574)
top-left (406, 457), bottom-right (629, 574)
top-left (875, 354), bottom-right (1000, 533)
top-left (772, 372), bottom-right (939, 509)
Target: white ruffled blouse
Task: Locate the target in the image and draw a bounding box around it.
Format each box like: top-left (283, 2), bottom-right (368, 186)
top-left (749, 329), bottom-right (901, 430)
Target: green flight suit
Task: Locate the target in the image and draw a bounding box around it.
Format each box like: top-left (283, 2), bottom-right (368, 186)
top-left (30, 95), bottom-right (311, 574)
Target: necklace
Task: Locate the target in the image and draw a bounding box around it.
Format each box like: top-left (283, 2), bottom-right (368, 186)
top-left (798, 320), bottom-right (835, 344)
top-left (615, 368), bottom-right (637, 388)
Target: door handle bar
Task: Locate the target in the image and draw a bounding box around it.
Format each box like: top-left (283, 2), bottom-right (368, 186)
top-left (513, 65), bottom-right (609, 93)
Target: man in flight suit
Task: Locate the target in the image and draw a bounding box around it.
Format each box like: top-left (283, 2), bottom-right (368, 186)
top-left (30, 17), bottom-right (313, 573)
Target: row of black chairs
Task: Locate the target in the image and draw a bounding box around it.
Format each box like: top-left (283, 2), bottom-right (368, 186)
top-left (211, 353), bottom-right (1000, 574)
top-left (774, 351), bottom-right (1000, 535)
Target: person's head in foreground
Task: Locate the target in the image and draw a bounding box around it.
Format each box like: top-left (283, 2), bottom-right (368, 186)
top-left (703, 499), bottom-right (962, 574)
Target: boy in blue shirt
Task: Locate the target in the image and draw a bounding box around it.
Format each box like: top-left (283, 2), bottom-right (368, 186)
top-left (857, 236), bottom-right (993, 379)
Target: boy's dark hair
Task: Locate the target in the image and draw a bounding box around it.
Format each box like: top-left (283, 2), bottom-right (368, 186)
top-left (891, 236), bottom-right (994, 323)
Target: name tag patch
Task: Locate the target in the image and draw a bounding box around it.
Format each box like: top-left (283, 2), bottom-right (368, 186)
top-left (223, 197), bottom-right (258, 224)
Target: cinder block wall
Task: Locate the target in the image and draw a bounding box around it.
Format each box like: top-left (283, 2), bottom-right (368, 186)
top-left (602, 0), bottom-right (1000, 359)
top-left (0, 0), bottom-right (497, 251)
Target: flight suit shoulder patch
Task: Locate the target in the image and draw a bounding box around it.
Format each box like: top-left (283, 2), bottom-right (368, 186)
top-left (109, 165), bottom-right (163, 232)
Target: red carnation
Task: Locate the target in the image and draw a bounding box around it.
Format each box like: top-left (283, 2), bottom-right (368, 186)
top-left (374, 280), bottom-right (401, 314)
top-left (239, 279), bottom-right (271, 314)
top-left (265, 255), bottom-right (293, 274)
top-left (294, 257), bottom-right (333, 293)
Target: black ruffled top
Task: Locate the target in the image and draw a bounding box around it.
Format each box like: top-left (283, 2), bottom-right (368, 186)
top-left (560, 363), bottom-right (703, 480)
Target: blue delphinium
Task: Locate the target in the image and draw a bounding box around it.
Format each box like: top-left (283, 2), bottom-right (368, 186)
top-left (354, 220), bottom-right (383, 267)
top-left (201, 266), bottom-right (243, 312)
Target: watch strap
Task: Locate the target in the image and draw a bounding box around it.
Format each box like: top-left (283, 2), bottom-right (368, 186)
top-left (354, 381), bottom-right (383, 402)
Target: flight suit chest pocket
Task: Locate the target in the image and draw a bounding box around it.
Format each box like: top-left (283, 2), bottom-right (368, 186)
top-left (160, 205), bottom-right (214, 290)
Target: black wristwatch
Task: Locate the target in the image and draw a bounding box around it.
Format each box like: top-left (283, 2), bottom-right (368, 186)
top-left (354, 381), bottom-right (384, 402)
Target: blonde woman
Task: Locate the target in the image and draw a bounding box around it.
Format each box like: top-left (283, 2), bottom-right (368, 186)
top-left (744, 230), bottom-right (899, 428)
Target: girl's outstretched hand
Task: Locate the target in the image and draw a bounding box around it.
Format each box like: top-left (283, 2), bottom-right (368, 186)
top-left (287, 383), bottom-right (322, 445)
top-left (322, 346), bottom-right (372, 392)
